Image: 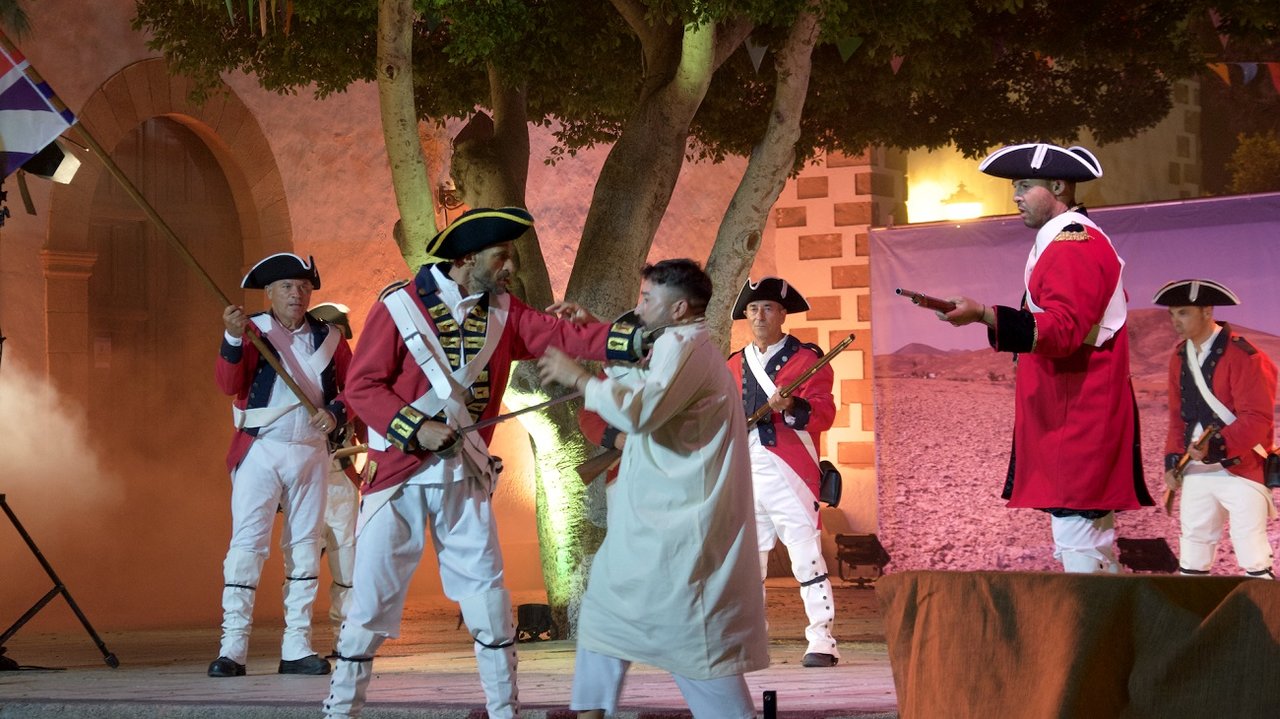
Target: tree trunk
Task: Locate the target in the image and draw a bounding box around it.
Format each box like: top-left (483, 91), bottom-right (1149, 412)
top-left (565, 16), bottom-right (752, 319)
top-left (377, 0), bottom-right (436, 267)
top-left (450, 64), bottom-right (608, 637)
top-left (705, 6), bottom-right (822, 354)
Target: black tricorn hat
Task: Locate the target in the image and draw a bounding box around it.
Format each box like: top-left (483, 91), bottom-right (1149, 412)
top-left (731, 277), bottom-right (810, 320)
top-left (241, 253), bottom-right (320, 290)
top-left (425, 207), bottom-right (534, 260)
top-left (1152, 279), bottom-right (1240, 307)
top-left (978, 143), bottom-right (1103, 183)
top-left (309, 302), bottom-right (352, 339)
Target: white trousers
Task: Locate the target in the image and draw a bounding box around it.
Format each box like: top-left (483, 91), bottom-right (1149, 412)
top-left (750, 436), bottom-right (838, 658)
top-left (324, 480), bottom-right (517, 718)
top-left (323, 467), bottom-right (359, 629)
top-left (570, 647), bottom-right (754, 719)
top-left (219, 437), bottom-right (329, 663)
top-left (1050, 512), bottom-right (1120, 574)
top-left (1179, 468), bottom-right (1275, 575)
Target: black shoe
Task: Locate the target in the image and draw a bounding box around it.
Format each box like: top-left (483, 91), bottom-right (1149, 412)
top-left (208, 656), bottom-right (246, 677)
top-left (802, 652), bottom-right (838, 668)
top-left (278, 654), bottom-right (331, 675)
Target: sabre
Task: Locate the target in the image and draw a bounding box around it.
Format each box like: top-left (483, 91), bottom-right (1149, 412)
top-left (434, 390), bottom-right (583, 458)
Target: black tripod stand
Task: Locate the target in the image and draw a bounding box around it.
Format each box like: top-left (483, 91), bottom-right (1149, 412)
top-left (1, 493), bottom-right (118, 669)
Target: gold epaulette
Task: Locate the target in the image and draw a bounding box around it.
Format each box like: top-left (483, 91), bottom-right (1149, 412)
top-left (377, 278), bottom-right (411, 301)
top-left (1052, 229), bottom-right (1090, 243)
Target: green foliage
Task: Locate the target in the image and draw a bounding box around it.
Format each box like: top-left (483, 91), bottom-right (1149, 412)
top-left (1227, 131), bottom-right (1280, 194)
top-left (134, 1), bottom-right (1278, 163)
top-left (0, 0), bottom-right (30, 37)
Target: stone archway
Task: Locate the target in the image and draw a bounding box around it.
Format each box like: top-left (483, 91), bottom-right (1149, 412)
top-left (31, 59), bottom-right (299, 629)
top-left (42, 57), bottom-right (290, 398)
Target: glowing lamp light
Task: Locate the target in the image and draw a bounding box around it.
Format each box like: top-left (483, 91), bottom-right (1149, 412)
top-left (941, 182), bottom-right (982, 221)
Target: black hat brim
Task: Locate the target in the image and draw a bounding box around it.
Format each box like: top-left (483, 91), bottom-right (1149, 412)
top-left (731, 277), bottom-right (810, 320)
top-left (1151, 279), bottom-right (1240, 307)
top-left (426, 207), bottom-right (534, 260)
top-left (979, 143), bottom-right (1103, 182)
top-left (241, 253), bottom-right (321, 290)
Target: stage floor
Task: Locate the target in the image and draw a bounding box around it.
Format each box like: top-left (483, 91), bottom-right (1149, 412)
top-left (0, 579), bottom-right (897, 718)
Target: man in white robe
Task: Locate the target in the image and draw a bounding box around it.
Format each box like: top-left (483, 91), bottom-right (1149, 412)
top-left (538, 258), bottom-right (769, 719)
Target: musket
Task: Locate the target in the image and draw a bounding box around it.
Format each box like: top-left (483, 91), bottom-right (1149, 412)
top-left (894, 288), bottom-right (957, 314)
top-left (578, 333), bottom-right (857, 484)
top-left (747, 333), bottom-right (856, 424)
top-left (1162, 424), bottom-right (1220, 514)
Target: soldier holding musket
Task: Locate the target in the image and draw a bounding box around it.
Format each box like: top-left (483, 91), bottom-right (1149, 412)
top-left (1155, 279), bottom-right (1278, 579)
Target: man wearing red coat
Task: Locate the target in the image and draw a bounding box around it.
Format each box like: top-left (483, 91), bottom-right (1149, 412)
top-left (943, 143), bottom-right (1152, 573)
top-left (210, 253), bottom-right (352, 678)
top-left (1155, 279), bottom-right (1277, 578)
top-left (727, 277), bottom-right (839, 667)
top-left (324, 208), bottom-right (634, 719)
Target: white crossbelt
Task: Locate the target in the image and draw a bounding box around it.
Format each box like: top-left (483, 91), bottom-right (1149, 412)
top-left (231, 315), bottom-right (339, 430)
top-left (1185, 338), bottom-right (1268, 459)
top-left (744, 345), bottom-right (818, 464)
top-left (369, 287), bottom-right (508, 486)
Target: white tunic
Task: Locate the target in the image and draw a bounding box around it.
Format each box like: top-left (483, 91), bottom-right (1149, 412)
top-left (579, 321), bottom-right (769, 680)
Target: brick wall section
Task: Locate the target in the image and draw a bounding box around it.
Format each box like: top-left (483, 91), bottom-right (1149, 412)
top-left (766, 148), bottom-right (906, 534)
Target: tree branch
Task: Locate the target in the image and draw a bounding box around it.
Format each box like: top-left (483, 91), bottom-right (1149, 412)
top-left (705, 4), bottom-right (822, 353)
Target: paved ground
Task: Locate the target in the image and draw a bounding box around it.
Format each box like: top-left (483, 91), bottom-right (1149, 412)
top-left (0, 579), bottom-right (897, 718)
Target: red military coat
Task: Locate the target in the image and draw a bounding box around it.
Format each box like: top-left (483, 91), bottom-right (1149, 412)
top-left (215, 313), bottom-right (352, 473)
top-left (346, 272), bottom-right (612, 495)
top-left (1165, 325), bottom-right (1277, 484)
top-left (989, 219), bottom-right (1151, 511)
top-left (726, 335), bottom-right (836, 496)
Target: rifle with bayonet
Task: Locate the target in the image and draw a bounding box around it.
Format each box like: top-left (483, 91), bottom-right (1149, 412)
top-left (1163, 424), bottom-right (1220, 514)
top-left (894, 288), bottom-right (957, 313)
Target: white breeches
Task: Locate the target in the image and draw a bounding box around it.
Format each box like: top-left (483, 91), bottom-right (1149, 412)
top-left (324, 480), bottom-right (517, 718)
top-left (749, 438), bottom-right (838, 658)
top-left (1179, 468), bottom-right (1275, 575)
top-left (323, 468), bottom-right (359, 628)
top-left (1050, 512), bottom-right (1120, 574)
top-left (570, 647), bottom-right (753, 719)
top-left (220, 437), bottom-right (329, 663)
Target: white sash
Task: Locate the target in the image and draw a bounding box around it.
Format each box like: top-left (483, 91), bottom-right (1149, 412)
top-left (744, 344), bottom-right (818, 464)
top-left (1185, 338), bottom-right (1269, 461)
top-left (1186, 339), bottom-right (1237, 426)
top-left (230, 315), bottom-right (339, 429)
top-left (1024, 211), bottom-right (1126, 347)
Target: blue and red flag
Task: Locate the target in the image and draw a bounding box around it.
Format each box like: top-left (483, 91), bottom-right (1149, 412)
top-left (0, 41), bottom-right (76, 179)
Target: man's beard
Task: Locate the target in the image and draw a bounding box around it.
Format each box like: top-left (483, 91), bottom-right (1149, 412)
top-left (472, 271), bottom-right (508, 296)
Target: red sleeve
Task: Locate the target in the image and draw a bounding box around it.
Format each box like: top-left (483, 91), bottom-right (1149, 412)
top-left (215, 328), bottom-right (261, 398)
top-left (509, 298), bottom-right (612, 362)
top-left (1218, 347), bottom-right (1278, 455)
top-left (344, 301), bottom-right (416, 443)
top-left (1028, 236), bottom-right (1118, 358)
top-left (326, 336), bottom-right (353, 423)
top-left (791, 351), bottom-right (836, 433)
top-left (578, 407), bottom-right (610, 447)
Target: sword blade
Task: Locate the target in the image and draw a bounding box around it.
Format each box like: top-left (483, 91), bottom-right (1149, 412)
top-left (459, 389), bottom-right (584, 435)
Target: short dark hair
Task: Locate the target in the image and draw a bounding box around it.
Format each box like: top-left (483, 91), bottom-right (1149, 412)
top-left (641, 258), bottom-right (712, 314)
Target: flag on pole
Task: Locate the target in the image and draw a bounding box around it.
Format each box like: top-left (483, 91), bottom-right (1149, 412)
top-left (0, 40), bottom-right (77, 179)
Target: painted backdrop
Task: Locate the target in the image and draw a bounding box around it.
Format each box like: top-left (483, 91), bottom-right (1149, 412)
top-left (870, 192), bottom-right (1280, 574)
